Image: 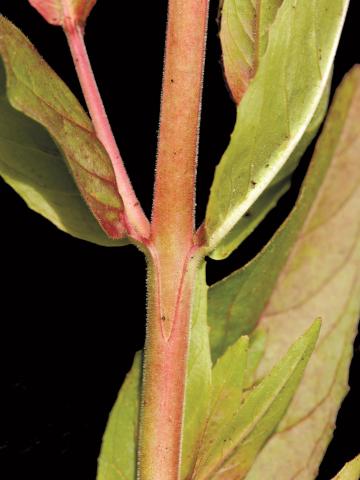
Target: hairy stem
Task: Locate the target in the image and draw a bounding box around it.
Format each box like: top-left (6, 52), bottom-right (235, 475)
top-left (138, 0), bottom-right (209, 478)
top-left (140, 249), bottom-right (203, 479)
top-left (63, 20), bottom-right (150, 240)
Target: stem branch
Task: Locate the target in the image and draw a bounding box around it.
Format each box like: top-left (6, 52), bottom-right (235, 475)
top-left (63, 20), bottom-right (150, 240)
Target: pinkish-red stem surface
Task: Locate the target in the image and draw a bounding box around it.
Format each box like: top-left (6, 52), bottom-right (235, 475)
top-left (64, 20), bottom-right (150, 241)
top-left (139, 0), bottom-right (210, 478)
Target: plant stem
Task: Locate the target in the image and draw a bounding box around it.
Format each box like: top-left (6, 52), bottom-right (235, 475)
top-left (140, 249), bottom-right (203, 479)
top-left (139, 0), bottom-right (209, 478)
top-left (63, 20), bottom-right (150, 240)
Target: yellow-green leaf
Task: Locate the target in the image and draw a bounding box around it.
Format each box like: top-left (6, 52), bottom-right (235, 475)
top-left (0, 60), bottom-right (126, 246)
top-left (244, 66), bottom-right (360, 480)
top-left (191, 320), bottom-right (320, 480)
top-left (188, 335), bottom-right (248, 479)
top-left (210, 77), bottom-right (331, 259)
top-left (219, 0), bottom-right (283, 104)
top-left (205, 0), bottom-right (349, 254)
top-left (97, 352), bottom-right (142, 480)
top-left (332, 454), bottom-right (360, 480)
top-left (0, 16), bottom-right (127, 241)
top-left (181, 263), bottom-right (212, 478)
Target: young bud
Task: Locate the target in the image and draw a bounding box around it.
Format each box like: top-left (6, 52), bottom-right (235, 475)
top-left (29, 0), bottom-right (96, 27)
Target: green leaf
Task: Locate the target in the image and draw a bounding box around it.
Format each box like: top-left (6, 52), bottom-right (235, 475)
top-left (219, 0), bottom-right (283, 104)
top-left (0, 16), bottom-right (127, 241)
top-left (208, 68), bottom-right (359, 362)
top-left (205, 0), bottom-right (349, 253)
top-left (244, 66), bottom-right (360, 479)
top-left (97, 352), bottom-right (142, 480)
top-left (210, 77), bottom-right (331, 259)
top-left (331, 454), bottom-right (360, 480)
top-left (0, 60), bottom-right (126, 246)
top-left (181, 263), bottom-right (212, 478)
top-left (188, 335), bottom-right (248, 479)
top-left (243, 329), bottom-right (266, 389)
top-left (191, 320), bottom-right (320, 480)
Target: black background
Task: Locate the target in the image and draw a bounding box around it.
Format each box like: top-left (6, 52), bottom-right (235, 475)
top-left (0, 1), bottom-right (359, 479)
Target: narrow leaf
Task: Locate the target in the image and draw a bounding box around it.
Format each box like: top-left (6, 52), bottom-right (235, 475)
top-left (0, 60), bottom-right (125, 246)
top-left (244, 329), bottom-right (266, 389)
top-left (29, 0), bottom-right (96, 27)
top-left (97, 352), bottom-right (142, 480)
top-left (192, 320), bottom-right (321, 480)
top-left (245, 66), bottom-right (360, 480)
top-left (181, 263), bottom-right (212, 478)
top-left (219, 0), bottom-right (282, 103)
top-left (331, 454), bottom-right (360, 480)
top-left (205, 0), bottom-right (349, 253)
top-left (189, 335), bottom-right (248, 479)
top-left (0, 16), bottom-right (126, 240)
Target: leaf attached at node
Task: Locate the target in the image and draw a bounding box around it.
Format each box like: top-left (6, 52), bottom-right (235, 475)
top-left (0, 16), bottom-right (128, 242)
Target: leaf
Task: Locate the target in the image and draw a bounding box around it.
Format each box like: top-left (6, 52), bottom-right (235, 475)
top-left (205, 0), bottom-right (349, 253)
top-left (243, 329), bottom-right (266, 389)
top-left (0, 60), bottom-right (126, 246)
top-left (189, 335), bottom-right (248, 479)
top-left (28, 0), bottom-right (96, 26)
top-left (242, 66), bottom-right (360, 479)
top-left (0, 16), bottom-right (127, 241)
top-left (97, 352), bottom-right (142, 480)
top-left (219, 0), bottom-right (283, 104)
top-left (210, 76), bottom-right (331, 259)
top-left (208, 67), bottom-right (359, 362)
top-left (181, 263), bottom-right (212, 478)
top-left (331, 454), bottom-right (360, 480)
top-left (97, 265), bottom-right (212, 480)
top-left (191, 320), bottom-right (321, 480)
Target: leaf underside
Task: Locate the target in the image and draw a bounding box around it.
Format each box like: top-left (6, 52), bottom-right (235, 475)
top-left (207, 66), bottom-right (360, 479)
top-left (246, 65), bottom-right (360, 480)
top-left (220, 0), bottom-right (283, 104)
top-left (0, 60), bottom-right (125, 246)
top-left (0, 16), bottom-right (127, 243)
top-left (206, 0), bottom-right (349, 256)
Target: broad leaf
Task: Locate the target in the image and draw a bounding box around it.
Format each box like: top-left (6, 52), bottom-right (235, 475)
top-left (29, 0), bottom-right (96, 26)
top-left (0, 16), bottom-right (127, 241)
top-left (205, 0), bottom-right (349, 253)
top-left (97, 352), bottom-right (142, 480)
top-left (97, 264), bottom-right (213, 480)
top-left (245, 66), bottom-right (360, 480)
top-left (219, 0), bottom-right (282, 104)
top-left (210, 78), bottom-right (331, 259)
top-left (208, 68), bottom-right (360, 362)
top-left (191, 320), bottom-right (320, 480)
top-left (332, 454), bottom-right (360, 480)
top-left (0, 60), bottom-right (125, 246)
top-left (181, 263), bottom-right (212, 478)
top-left (207, 69), bottom-right (360, 477)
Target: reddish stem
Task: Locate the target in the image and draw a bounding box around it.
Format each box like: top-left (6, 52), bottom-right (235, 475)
top-left (63, 20), bottom-right (150, 240)
top-left (139, 0), bottom-right (210, 478)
